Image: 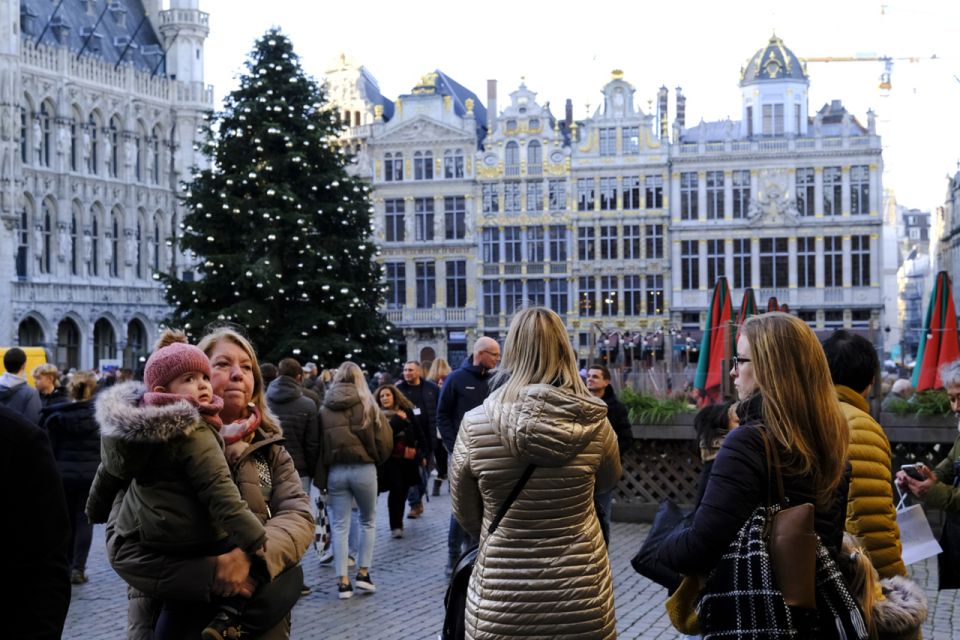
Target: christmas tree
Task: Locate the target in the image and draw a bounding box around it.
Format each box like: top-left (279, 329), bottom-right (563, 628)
top-left (163, 29), bottom-right (397, 370)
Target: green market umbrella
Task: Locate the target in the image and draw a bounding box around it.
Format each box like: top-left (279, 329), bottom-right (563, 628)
top-left (694, 277), bottom-right (733, 404)
top-left (912, 271), bottom-right (960, 391)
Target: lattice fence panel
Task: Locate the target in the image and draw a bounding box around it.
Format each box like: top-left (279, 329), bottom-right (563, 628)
top-left (615, 439), bottom-right (703, 506)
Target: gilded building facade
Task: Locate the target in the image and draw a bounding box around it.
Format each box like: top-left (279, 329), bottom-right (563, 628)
top-left (0, 0), bottom-right (210, 371)
top-left (329, 35), bottom-right (886, 366)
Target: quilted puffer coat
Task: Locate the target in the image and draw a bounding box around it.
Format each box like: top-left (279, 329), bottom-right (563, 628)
top-left (450, 384), bottom-right (621, 640)
top-left (838, 385), bottom-right (906, 578)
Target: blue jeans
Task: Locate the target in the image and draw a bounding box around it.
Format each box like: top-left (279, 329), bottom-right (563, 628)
top-left (448, 514), bottom-right (473, 566)
top-left (327, 464), bottom-right (377, 578)
top-left (594, 489), bottom-right (613, 546)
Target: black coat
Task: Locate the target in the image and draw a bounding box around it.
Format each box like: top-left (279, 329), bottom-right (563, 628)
top-left (41, 399), bottom-right (101, 484)
top-left (601, 386), bottom-right (634, 458)
top-left (266, 376), bottom-right (320, 476)
top-left (437, 356), bottom-right (492, 453)
top-left (40, 387), bottom-right (69, 409)
top-left (658, 396), bottom-right (849, 576)
top-left (396, 379), bottom-right (440, 453)
top-left (382, 410), bottom-right (425, 489)
top-left (0, 405), bottom-right (71, 639)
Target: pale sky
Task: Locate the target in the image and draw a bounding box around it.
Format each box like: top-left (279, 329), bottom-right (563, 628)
top-left (197, 0), bottom-right (960, 211)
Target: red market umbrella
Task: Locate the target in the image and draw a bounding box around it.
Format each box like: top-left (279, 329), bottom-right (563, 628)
top-left (766, 296), bottom-right (780, 312)
top-left (736, 288), bottom-right (759, 342)
top-left (912, 271), bottom-right (960, 391)
top-left (694, 277), bottom-right (733, 405)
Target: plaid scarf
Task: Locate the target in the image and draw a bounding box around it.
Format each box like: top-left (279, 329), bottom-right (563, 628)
top-left (698, 504), bottom-right (868, 640)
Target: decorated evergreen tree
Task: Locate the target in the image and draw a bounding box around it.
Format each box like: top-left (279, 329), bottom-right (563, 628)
top-left (163, 29), bottom-right (396, 369)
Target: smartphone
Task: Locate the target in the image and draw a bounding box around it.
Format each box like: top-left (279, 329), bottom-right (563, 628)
top-left (900, 463), bottom-right (926, 481)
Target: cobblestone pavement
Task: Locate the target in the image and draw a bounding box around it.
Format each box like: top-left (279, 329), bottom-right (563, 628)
top-left (65, 488), bottom-right (958, 639)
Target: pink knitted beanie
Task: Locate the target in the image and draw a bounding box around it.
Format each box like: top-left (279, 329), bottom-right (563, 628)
top-left (144, 341), bottom-right (212, 391)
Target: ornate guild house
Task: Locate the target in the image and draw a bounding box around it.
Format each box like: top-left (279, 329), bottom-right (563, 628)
top-left (0, 0), bottom-right (210, 370)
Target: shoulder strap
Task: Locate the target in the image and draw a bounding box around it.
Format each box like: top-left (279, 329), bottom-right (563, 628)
top-left (759, 427), bottom-right (786, 507)
top-left (487, 464), bottom-right (536, 536)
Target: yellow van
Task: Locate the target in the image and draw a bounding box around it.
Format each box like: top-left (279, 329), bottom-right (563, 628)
top-left (0, 347), bottom-right (49, 387)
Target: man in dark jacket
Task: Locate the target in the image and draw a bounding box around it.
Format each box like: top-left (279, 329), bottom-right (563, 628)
top-left (0, 405), bottom-right (71, 637)
top-left (437, 337), bottom-right (499, 574)
top-left (396, 361), bottom-right (440, 518)
top-left (267, 359), bottom-right (321, 492)
top-left (586, 364), bottom-right (633, 546)
top-left (0, 347), bottom-right (42, 425)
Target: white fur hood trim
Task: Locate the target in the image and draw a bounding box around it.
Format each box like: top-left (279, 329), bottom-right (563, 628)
top-left (95, 381), bottom-right (203, 443)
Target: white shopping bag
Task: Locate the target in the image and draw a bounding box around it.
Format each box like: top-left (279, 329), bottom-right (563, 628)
top-left (896, 489), bottom-right (942, 565)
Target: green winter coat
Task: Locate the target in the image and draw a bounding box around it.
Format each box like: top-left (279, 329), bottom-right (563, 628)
top-left (926, 430), bottom-right (960, 512)
top-left (86, 382), bottom-right (266, 554)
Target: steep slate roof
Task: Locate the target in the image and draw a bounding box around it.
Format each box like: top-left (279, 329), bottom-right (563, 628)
top-left (432, 70), bottom-right (488, 146)
top-left (21, 0), bottom-right (166, 75)
top-left (358, 68), bottom-right (395, 121)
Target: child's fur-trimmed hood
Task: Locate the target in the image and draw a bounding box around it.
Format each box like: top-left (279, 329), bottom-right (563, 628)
top-left (95, 381), bottom-right (203, 443)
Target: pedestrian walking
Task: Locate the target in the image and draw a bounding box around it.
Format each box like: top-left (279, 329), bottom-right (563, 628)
top-left (450, 307), bottom-right (621, 638)
top-left (376, 384), bottom-right (425, 538)
top-left (316, 361), bottom-right (392, 599)
top-left (396, 361), bottom-right (439, 519)
top-left (0, 347), bottom-right (42, 424)
top-left (427, 357), bottom-right (452, 496)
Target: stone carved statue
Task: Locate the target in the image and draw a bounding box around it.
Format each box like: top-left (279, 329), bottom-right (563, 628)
top-left (58, 124), bottom-right (69, 156)
top-left (58, 224), bottom-right (70, 262)
top-left (125, 231), bottom-right (137, 265)
top-left (33, 224), bottom-right (43, 256)
top-left (0, 106), bottom-right (11, 141)
top-left (147, 237), bottom-right (156, 271)
top-left (125, 138), bottom-right (137, 169)
top-left (104, 235), bottom-right (114, 272)
top-left (33, 119), bottom-right (42, 159)
top-left (82, 231), bottom-right (92, 264)
top-left (103, 133), bottom-right (113, 173)
top-left (83, 127), bottom-right (92, 171)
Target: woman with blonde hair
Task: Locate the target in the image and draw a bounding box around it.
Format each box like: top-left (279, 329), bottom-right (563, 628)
top-left (426, 357), bottom-right (453, 496)
top-left (316, 361), bottom-right (392, 599)
top-left (450, 307), bottom-right (621, 638)
top-left (33, 362), bottom-right (67, 407)
top-left (426, 357), bottom-right (451, 387)
top-left (659, 312), bottom-right (858, 637)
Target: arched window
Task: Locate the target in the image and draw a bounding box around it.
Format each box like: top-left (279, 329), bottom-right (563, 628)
top-left (135, 212), bottom-right (145, 279)
top-left (93, 318), bottom-right (116, 368)
top-left (135, 122), bottom-right (147, 182)
top-left (56, 318), bottom-right (80, 371)
top-left (505, 141), bottom-right (520, 176)
top-left (39, 203), bottom-right (52, 274)
top-left (110, 211), bottom-right (119, 277)
top-left (18, 317), bottom-right (44, 346)
top-left (527, 140), bottom-right (542, 175)
top-left (125, 319), bottom-right (147, 371)
top-left (70, 107), bottom-right (81, 172)
top-left (107, 116), bottom-right (120, 178)
top-left (15, 206), bottom-right (28, 278)
top-left (150, 126), bottom-right (161, 184)
top-left (354, 111), bottom-right (361, 127)
top-left (70, 205), bottom-right (80, 276)
top-left (39, 101), bottom-right (52, 167)
top-left (87, 113), bottom-right (100, 174)
top-left (19, 106), bottom-right (28, 163)
top-left (153, 216), bottom-right (161, 273)
top-left (90, 210), bottom-right (100, 276)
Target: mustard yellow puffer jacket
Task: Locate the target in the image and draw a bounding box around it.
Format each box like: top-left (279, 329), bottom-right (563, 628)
top-left (837, 385), bottom-right (906, 578)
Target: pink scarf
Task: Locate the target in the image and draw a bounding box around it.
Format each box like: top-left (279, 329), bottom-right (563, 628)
top-left (220, 403), bottom-right (261, 445)
top-left (142, 391), bottom-right (224, 429)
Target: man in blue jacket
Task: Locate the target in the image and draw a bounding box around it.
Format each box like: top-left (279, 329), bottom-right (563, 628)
top-left (438, 337), bottom-right (499, 574)
top-left (0, 347), bottom-right (42, 425)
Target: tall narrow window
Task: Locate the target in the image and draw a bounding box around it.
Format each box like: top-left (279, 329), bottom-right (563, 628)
top-left (503, 226), bottom-right (522, 263)
top-left (578, 276), bottom-right (596, 316)
top-left (623, 275), bottom-right (642, 316)
top-left (107, 118), bottom-right (119, 177)
top-left (446, 260), bottom-right (467, 308)
top-left (505, 141), bottom-right (520, 176)
top-left (415, 261), bottom-right (436, 308)
top-left (680, 172), bottom-right (698, 220)
top-left (762, 103), bottom-right (784, 135)
top-left (89, 116), bottom-right (100, 174)
top-left (150, 131), bottom-right (160, 184)
top-left (153, 219), bottom-right (161, 273)
top-left (732, 170), bottom-right (750, 219)
top-left (482, 184), bottom-right (499, 213)
top-left (577, 226), bottom-right (595, 261)
top-left (482, 228), bottom-right (500, 262)
top-left (623, 127), bottom-right (640, 154)
top-left (823, 167), bottom-right (842, 216)
top-left (503, 182), bottom-right (521, 213)
top-left (549, 279), bottom-right (568, 314)
top-left (599, 128), bottom-right (617, 156)
top-left (577, 178), bottom-right (595, 211)
top-left (600, 275), bottom-right (618, 316)
top-left (413, 151), bottom-right (433, 180)
top-left (414, 198), bottom-right (435, 242)
top-left (623, 224), bottom-right (641, 260)
top-left (39, 103), bottom-right (51, 167)
top-left (444, 196), bottom-right (465, 240)
top-left (850, 165), bottom-right (870, 215)
top-left (384, 262), bottom-right (406, 309)
top-left (851, 235), bottom-right (870, 286)
top-left (732, 238), bottom-right (751, 289)
top-left (527, 141), bottom-right (542, 175)
top-left (136, 220), bottom-right (143, 279)
top-left (134, 133), bottom-right (142, 181)
top-left (645, 274), bottom-right (664, 315)
top-left (384, 152), bottom-right (403, 182)
top-left (39, 208), bottom-right (52, 274)
top-left (524, 280), bottom-right (545, 307)
top-left (645, 175), bottom-right (663, 209)
top-left (796, 168), bottom-right (815, 216)
top-left (483, 281), bottom-right (501, 316)
top-left (384, 200), bottom-right (406, 243)
top-left (759, 237), bottom-right (788, 288)
top-left (443, 149), bottom-right (464, 179)
top-left (91, 216), bottom-right (100, 276)
top-left (548, 179), bottom-right (566, 211)
top-left (705, 171), bottom-right (724, 220)
top-left (70, 116), bottom-right (78, 171)
top-left (111, 214), bottom-right (120, 277)
top-left (681, 240), bottom-right (700, 290)
top-left (20, 107), bottom-right (28, 164)
top-left (504, 280), bottom-right (524, 314)
top-left (16, 208), bottom-right (28, 278)
top-left (706, 238), bottom-right (725, 284)
top-left (70, 211), bottom-right (79, 275)
top-left (797, 237), bottom-right (816, 287)
top-left (599, 225), bottom-right (618, 260)
top-left (526, 226), bottom-right (544, 263)
top-left (599, 177), bottom-right (616, 210)
top-left (645, 224), bottom-right (663, 259)
top-left (526, 181), bottom-right (543, 212)
top-left (623, 176), bottom-right (641, 210)
top-left (824, 236), bottom-right (843, 287)
top-left (548, 225), bottom-right (567, 262)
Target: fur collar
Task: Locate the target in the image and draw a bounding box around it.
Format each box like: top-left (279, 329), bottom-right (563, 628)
top-left (95, 381), bottom-right (203, 443)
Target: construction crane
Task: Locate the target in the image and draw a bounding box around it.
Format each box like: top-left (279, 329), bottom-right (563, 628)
top-left (802, 55), bottom-right (939, 91)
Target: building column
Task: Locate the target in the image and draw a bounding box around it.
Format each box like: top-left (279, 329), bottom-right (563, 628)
top-left (841, 166), bottom-right (851, 216)
top-left (842, 235), bottom-right (852, 288)
top-left (814, 167), bottom-right (824, 217)
top-left (723, 170), bottom-right (733, 221)
top-left (815, 236), bottom-right (825, 288)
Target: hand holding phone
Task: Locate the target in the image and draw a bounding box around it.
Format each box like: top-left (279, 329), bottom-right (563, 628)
top-left (900, 463), bottom-right (927, 482)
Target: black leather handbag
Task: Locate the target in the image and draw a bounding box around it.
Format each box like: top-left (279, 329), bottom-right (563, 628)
top-left (442, 464), bottom-right (536, 640)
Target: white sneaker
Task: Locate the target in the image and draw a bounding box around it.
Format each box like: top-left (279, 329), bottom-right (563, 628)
top-left (318, 549), bottom-right (334, 564)
top-left (391, 528), bottom-right (403, 538)
top-left (348, 555), bottom-right (356, 567)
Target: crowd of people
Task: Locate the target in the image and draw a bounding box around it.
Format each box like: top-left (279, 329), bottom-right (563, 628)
top-left (3, 306), bottom-right (960, 639)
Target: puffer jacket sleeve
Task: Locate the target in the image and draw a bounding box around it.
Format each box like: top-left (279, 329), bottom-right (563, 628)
top-left (595, 421), bottom-right (622, 494)
top-left (85, 461), bottom-right (127, 524)
top-left (450, 415), bottom-right (483, 540)
top-left (371, 411), bottom-right (393, 464)
top-left (181, 428), bottom-right (267, 553)
top-left (927, 434), bottom-right (960, 512)
top-left (845, 408), bottom-right (905, 578)
top-left (260, 445), bottom-right (315, 580)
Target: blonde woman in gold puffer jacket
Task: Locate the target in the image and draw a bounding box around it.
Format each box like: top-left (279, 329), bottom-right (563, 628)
top-left (450, 307), bottom-right (622, 640)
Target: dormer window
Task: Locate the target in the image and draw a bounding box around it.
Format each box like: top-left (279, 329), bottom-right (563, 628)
top-left (506, 119), bottom-right (517, 131)
top-left (80, 27), bottom-right (103, 53)
top-left (51, 16), bottom-right (71, 43)
top-left (20, 5), bottom-right (38, 35)
top-left (109, 1), bottom-right (128, 27)
top-left (528, 118), bottom-right (539, 130)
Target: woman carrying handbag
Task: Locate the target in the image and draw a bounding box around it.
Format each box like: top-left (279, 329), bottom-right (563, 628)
top-left (375, 383), bottom-right (425, 539)
top-left (658, 312), bottom-right (867, 639)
